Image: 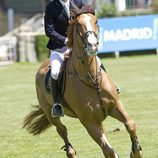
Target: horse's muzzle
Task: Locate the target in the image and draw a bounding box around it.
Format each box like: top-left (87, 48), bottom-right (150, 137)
top-left (85, 32), bottom-right (98, 56)
top-left (85, 42), bottom-right (98, 56)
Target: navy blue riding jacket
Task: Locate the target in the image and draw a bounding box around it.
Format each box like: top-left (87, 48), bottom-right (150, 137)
top-left (44, 0), bottom-right (83, 52)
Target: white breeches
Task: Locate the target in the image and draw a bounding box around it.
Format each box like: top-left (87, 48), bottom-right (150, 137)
top-left (50, 50), bottom-right (101, 80)
top-left (50, 50), bottom-right (64, 80)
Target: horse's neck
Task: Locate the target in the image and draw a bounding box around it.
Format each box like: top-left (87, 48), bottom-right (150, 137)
top-left (71, 48), bottom-right (100, 82)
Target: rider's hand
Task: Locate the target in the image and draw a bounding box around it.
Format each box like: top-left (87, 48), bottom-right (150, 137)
top-left (64, 48), bottom-right (72, 59)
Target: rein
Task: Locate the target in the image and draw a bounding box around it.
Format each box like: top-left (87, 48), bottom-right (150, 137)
top-left (71, 15), bottom-right (106, 118)
top-left (72, 53), bottom-right (106, 118)
top-left (72, 57), bottom-right (106, 118)
top-left (73, 21), bottom-right (100, 86)
top-left (72, 55), bottom-right (101, 88)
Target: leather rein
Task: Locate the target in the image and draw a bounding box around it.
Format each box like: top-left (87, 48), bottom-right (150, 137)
top-left (72, 21), bottom-right (106, 118)
top-left (73, 22), bottom-right (101, 87)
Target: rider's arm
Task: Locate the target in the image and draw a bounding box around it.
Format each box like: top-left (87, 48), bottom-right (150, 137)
top-left (44, 6), bottom-right (66, 45)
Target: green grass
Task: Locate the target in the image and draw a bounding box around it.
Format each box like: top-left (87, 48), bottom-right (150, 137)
top-left (0, 55), bottom-right (158, 158)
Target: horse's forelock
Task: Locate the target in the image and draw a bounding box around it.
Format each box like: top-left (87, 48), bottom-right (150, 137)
top-left (70, 0), bottom-right (95, 16)
top-left (66, 4), bottom-right (95, 48)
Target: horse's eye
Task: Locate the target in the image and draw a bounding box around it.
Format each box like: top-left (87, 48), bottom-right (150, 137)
top-left (95, 20), bottom-right (98, 24)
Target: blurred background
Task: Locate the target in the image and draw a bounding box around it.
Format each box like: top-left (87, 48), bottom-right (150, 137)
top-left (0, 0), bottom-right (158, 65)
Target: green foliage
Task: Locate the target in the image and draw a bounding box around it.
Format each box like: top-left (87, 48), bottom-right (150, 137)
top-left (151, 0), bottom-right (158, 14)
top-left (97, 3), bottom-right (117, 18)
top-left (152, 0), bottom-right (158, 6)
top-left (35, 35), bottom-right (49, 61)
top-left (118, 9), bottom-right (153, 17)
top-left (96, 2), bottom-right (157, 18)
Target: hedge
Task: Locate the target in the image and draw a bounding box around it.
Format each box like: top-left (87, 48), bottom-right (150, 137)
top-left (35, 35), bottom-right (49, 61)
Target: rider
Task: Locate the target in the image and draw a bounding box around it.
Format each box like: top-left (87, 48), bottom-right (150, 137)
top-left (44, 0), bottom-right (83, 117)
top-left (44, 0), bottom-right (120, 118)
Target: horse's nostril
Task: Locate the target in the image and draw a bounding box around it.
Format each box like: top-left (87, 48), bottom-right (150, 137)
top-left (89, 43), bottom-right (98, 50)
top-left (87, 42), bottom-right (92, 47)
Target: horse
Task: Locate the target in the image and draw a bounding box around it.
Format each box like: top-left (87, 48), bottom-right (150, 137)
top-left (23, 1), bottom-right (142, 158)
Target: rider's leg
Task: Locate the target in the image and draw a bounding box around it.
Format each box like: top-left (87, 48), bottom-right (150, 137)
top-left (50, 51), bottom-right (64, 117)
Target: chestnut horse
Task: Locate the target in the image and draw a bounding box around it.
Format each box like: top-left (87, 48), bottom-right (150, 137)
top-left (23, 1), bottom-right (142, 158)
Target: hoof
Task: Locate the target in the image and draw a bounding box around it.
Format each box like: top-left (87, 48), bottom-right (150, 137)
top-left (61, 143), bottom-right (77, 158)
top-left (67, 148), bottom-right (77, 158)
top-left (130, 144), bottom-right (142, 158)
top-left (130, 150), bottom-right (142, 158)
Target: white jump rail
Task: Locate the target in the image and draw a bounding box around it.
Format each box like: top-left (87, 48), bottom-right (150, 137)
top-left (0, 36), bottom-right (17, 65)
top-left (0, 13), bottom-right (45, 64)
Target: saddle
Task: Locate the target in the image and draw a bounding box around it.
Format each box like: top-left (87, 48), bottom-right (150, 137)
top-left (44, 60), bottom-right (67, 97)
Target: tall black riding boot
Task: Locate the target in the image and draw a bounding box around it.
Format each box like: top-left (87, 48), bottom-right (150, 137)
top-left (51, 78), bottom-right (64, 117)
top-left (100, 63), bottom-right (121, 94)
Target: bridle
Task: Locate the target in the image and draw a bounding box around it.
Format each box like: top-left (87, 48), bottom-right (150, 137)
top-left (71, 14), bottom-right (106, 119)
top-left (73, 16), bottom-right (101, 86)
top-left (75, 22), bottom-right (99, 61)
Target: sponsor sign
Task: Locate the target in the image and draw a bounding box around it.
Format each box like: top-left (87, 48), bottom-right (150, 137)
top-left (98, 15), bottom-right (158, 53)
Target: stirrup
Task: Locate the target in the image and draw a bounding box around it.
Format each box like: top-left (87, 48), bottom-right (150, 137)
top-left (51, 103), bottom-right (64, 117)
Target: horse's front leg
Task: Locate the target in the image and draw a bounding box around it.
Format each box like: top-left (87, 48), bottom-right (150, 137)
top-left (81, 121), bottom-right (119, 158)
top-left (109, 100), bottom-right (142, 158)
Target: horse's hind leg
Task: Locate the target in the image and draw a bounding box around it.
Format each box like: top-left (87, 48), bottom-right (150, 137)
top-left (109, 100), bottom-right (142, 158)
top-left (81, 121), bottom-right (119, 158)
top-left (36, 93), bottom-right (77, 158)
top-left (42, 109), bottom-right (77, 158)
top-left (50, 118), bottom-right (77, 158)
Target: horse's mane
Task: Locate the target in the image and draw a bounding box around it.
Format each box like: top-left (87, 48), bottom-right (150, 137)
top-left (67, 19), bottom-right (75, 48)
top-left (67, 5), bottom-right (95, 48)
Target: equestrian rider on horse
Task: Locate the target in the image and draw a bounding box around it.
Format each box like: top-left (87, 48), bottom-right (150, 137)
top-left (44, 0), bottom-right (120, 117)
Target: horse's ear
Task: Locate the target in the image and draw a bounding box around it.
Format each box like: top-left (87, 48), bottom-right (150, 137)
top-left (92, 0), bottom-right (96, 10)
top-left (70, 1), bottom-right (81, 16)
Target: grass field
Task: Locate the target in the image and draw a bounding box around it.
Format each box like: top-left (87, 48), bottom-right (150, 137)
top-left (0, 55), bottom-right (158, 158)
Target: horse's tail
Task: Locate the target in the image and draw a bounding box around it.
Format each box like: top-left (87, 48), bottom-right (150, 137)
top-left (22, 105), bottom-right (51, 135)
